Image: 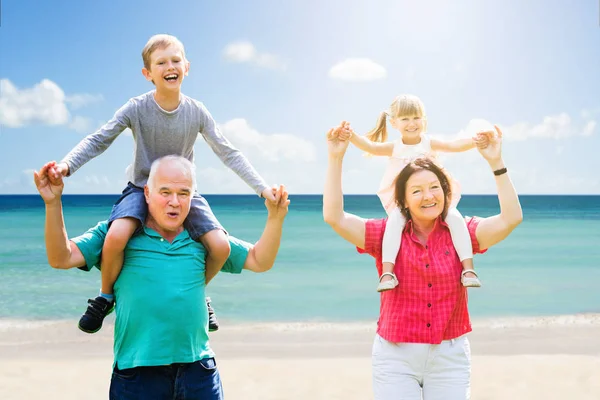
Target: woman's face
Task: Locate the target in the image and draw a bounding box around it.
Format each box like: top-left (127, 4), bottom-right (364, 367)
top-left (404, 170), bottom-right (445, 221)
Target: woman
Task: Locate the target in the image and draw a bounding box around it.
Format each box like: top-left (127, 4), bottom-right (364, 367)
top-left (323, 122), bottom-right (522, 400)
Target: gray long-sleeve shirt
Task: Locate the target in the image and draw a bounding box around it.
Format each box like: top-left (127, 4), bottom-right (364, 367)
top-left (61, 91), bottom-right (268, 195)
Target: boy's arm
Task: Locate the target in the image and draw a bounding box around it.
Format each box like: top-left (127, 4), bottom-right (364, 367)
top-left (59, 102), bottom-right (131, 177)
top-left (430, 138), bottom-right (475, 153)
top-left (348, 133), bottom-right (394, 156)
top-left (198, 104), bottom-right (269, 196)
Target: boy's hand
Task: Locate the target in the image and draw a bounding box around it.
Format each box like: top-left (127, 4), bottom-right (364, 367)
top-left (34, 162), bottom-right (64, 205)
top-left (261, 187), bottom-right (278, 202)
top-left (52, 162), bottom-right (69, 179)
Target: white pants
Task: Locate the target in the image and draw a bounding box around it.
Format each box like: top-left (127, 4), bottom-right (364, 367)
top-left (372, 334), bottom-right (471, 400)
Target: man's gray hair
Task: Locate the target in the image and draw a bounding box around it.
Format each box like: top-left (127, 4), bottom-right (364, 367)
top-left (147, 155), bottom-right (197, 192)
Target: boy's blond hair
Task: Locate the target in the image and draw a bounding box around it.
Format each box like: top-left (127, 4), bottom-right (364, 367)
top-left (142, 34), bottom-right (186, 70)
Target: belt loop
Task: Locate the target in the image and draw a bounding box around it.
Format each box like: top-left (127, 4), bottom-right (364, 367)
top-left (450, 338), bottom-right (455, 346)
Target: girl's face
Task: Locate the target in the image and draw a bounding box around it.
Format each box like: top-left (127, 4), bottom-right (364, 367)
top-left (391, 115), bottom-right (425, 141)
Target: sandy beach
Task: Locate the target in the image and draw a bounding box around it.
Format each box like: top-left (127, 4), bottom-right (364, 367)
top-left (1, 315), bottom-right (600, 400)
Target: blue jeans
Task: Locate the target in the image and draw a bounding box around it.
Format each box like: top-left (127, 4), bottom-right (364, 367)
top-left (109, 358), bottom-right (223, 400)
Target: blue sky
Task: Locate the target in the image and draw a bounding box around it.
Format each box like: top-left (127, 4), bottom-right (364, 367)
top-left (1, 0), bottom-right (599, 194)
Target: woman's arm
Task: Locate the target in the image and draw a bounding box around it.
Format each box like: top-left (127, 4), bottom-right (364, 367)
top-left (323, 125), bottom-right (367, 248)
top-left (431, 138), bottom-right (475, 153)
top-left (473, 127), bottom-right (523, 249)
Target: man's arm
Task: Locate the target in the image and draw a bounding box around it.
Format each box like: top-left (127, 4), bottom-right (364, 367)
top-left (34, 162), bottom-right (104, 270)
top-left (243, 185), bottom-right (290, 272)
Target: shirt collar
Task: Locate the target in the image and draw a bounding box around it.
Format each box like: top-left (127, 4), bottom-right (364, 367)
top-left (141, 224), bottom-right (190, 243)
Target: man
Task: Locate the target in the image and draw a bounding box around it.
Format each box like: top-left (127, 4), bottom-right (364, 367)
top-left (34, 155), bottom-right (289, 400)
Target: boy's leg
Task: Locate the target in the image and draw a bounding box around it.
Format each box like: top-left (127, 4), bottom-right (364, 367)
top-left (100, 218), bottom-right (139, 295)
top-left (79, 183), bottom-right (147, 334)
top-left (185, 194), bottom-right (229, 333)
top-left (378, 207), bottom-right (406, 292)
top-left (445, 208), bottom-right (481, 288)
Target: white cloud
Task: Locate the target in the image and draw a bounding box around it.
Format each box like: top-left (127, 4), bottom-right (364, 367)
top-left (452, 113), bottom-right (596, 142)
top-left (583, 120), bottom-right (596, 137)
top-left (222, 41), bottom-right (286, 71)
top-left (0, 79), bottom-right (102, 132)
top-left (68, 116), bottom-right (93, 133)
top-left (65, 93), bottom-right (103, 110)
top-left (328, 58), bottom-right (387, 82)
top-left (0, 79), bottom-right (69, 127)
top-left (218, 118), bottom-right (316, 163)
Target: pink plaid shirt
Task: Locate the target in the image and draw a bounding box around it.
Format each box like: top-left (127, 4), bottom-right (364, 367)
top-left (358, 216), bottom-right (486, 344)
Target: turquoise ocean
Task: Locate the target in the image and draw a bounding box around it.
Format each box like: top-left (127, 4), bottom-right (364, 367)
top-left (1, 194), bottom-right (599, 326)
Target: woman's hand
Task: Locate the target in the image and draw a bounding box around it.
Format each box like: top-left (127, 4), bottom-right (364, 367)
top-left (476, 125), bottom-right (504, 168)
top-left (327, 121), bottom-right (352, 158)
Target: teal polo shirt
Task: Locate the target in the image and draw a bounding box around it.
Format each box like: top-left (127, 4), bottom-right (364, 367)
top-left (72, 221), bottom-right (251, 369)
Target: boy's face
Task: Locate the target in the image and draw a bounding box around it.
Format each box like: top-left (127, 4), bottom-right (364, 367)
top-left (142, 45), bottom-right (190, 92)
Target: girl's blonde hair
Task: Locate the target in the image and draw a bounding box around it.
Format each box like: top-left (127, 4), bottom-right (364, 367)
top-left (142, 34), bottom-right (187, 70)
top-left (365, 94), bottom-right (427, 143)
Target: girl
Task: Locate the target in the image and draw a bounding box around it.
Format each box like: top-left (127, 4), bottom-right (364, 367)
top-left (340, 94), bottom-right (483, 292)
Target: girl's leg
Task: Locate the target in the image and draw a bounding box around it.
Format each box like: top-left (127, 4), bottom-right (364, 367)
top-left (378, 207), bottom-right (406, 292)
top-left (445, 208), bottom-right (481, 288)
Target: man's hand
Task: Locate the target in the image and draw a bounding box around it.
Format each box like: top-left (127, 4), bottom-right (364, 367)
top-left (265, 185), bottom-right (289, 221)
top-left (34, 161), bottom-right (64, 205)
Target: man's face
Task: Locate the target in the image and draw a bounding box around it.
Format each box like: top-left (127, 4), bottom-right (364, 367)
top-left (144, 163), bottom-right (193, 233)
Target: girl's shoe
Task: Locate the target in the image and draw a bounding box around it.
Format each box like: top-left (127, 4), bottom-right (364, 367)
top-left (461, 269), bottom-right (482, 288)
top-left (377, 272), bottom-right (399, 292)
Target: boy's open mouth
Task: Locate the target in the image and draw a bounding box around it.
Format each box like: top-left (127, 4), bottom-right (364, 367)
top-left (164, 74), bottom-right (178, 82)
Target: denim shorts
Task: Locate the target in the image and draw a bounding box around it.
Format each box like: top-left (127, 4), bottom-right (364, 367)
top-left (109, 358), bottom-right (223, 400)
top-left (109, 182), bottom-right (223, 241)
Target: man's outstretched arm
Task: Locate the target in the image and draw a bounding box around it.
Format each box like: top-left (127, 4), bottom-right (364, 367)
top-left (34, 161), bottom-right (86, 269)
top-left (244, 185), bottom-right (290, 273)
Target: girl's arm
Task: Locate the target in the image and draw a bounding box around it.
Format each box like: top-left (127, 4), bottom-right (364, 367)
top-left (431, 138), bottom-right (475, 153)
top-left (348, 133), bottom-right (394, 156)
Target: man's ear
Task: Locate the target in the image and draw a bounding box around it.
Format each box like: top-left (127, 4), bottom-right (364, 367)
top-left (144, 185), bottom-right (150, 204)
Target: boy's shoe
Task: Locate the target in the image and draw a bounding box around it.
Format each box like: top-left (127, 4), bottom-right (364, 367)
top-left (461, 269), bottom-right (482, 288)
top-left (206, 297), bottom-right (219, 332)
top-left (377, 272), bottom-right (399, 292)
top-left (78, 296), bottom-right (115, 334)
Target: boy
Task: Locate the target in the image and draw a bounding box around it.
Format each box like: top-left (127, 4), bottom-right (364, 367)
top-left (48, 34), bottom-right (275, 334)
